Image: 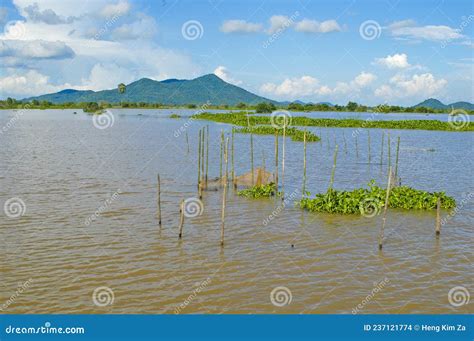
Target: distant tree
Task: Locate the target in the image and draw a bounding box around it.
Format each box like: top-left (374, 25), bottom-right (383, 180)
top-left (187, 104), bottom-right (197, 109)
top-left (346, 101), bottom-right (359, 111)
top-left (236, 102), bottom-right (247, 109)
top-left (83, 102), bottom-right (100, 113)
top-left (255, 102), bottom-right (276, 113)
top-left (118, 83), bottom-right (126, 94)
top-left (32, 99), bottom-right (40, 106)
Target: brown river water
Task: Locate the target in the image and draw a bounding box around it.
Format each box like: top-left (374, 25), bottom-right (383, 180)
top-left (1, 109), bottom-right (472, 314)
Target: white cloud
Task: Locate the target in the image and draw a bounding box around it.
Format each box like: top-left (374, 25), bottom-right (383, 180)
top-left (112, 14), bottom-right (157, 40)
top-left (267, 15), bottom-right (293, 34)
top-left (220, 20), bottom-right (262, 33)
top-left (213, 66), bottom-right (242, 85)
top-left (0, 70), bottom-right (73, 97)
top-left (100, 0), bottom-right (130, 18)
top-left (375, 53), bottom-right (411, 69)
top-left (260, 72), bottom-right (376, 100)
top-left (0, 39), bottom-right (75, 60)
top-left (295, 19), bottom-right (341, 33)
top-left (375, 73), bottom-right (447, 99)
top-left (80, 63), bottom-right (137, 90)
top-left (23, 3), bottom-right (74, 24)
top-left (388, 20), bottom-right (464, 41)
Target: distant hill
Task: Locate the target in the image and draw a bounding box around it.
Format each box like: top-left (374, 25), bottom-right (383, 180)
top-left (23, 74), bottom-right (276, 106)
top-left (414, 98), bottom-right (474, 110)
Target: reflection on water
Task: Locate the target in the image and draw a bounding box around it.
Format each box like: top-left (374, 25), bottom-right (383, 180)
top-left (0, 109), bottom-right (473, 314)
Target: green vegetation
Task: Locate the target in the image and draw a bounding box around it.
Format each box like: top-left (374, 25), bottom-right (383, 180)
top-left (82, 102), bottom-right (101, 113)
top-left (238, 183), bottom-right (277, 198)
top-left (169, 113), bottom-right (181, 118)
top-left (235, 126), bottom-right (320, 142)
top-left (298, 181), bottom-right (456, 215)
top-left (192, 112), bottom-right (474, 132)
top-left (255, 102), bottom-right (276, 113)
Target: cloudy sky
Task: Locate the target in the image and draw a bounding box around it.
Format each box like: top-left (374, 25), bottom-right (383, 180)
top-left (0, 0), bottom-right (472, 105)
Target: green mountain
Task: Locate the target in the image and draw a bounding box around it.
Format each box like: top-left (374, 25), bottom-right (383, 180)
top-left (23, 74), bottom-right (276, 106)
top-left (414, 98), bottom-right (474, 110)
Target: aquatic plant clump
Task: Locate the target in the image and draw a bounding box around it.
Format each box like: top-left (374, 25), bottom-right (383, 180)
top-left (238, 183), bottom-right (277, 198)
top-left (235, 126), bottom-right (320, 142)
top-left (169, 113), bottom-right (181, 118)
top-left (298, 181), bottom-right (456, 215)
top-left (192, 112), bottom-right (474, 132)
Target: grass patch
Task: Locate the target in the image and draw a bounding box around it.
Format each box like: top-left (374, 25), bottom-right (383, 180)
top-left (298, 181), bottom-right (456, 215)
top-left (169, 113), bottom-right (181, 118)
top-left (238, 183), bottom-right (277, 198)
top-left (235, 126), bottom-right (320, 142)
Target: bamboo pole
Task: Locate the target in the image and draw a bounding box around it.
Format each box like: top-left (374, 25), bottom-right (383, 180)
top-left (329, 145), bottom-right (339, 190)
top-left (394, 136), bottom-right (400, 181)
top-left (274, 130), bottom-right (279, 189)
top-left (343, 131), bottom-right (347, 154)
top-left (197, 129), bottom-right (201, 190)
top-left (231, 127), bottom-right (235, 188)
top-left (435, 197), bottom-right (441, 236)
top-left (380, 131), bottom-right (384, 165)
top-left (221, 138), bottom-right (229, 246)
top-left (302, 129), bottom-right (307, 196)
top-left (178, 199), bottom-right (184, 239)
top-left (281, 124), bottom-right (286, 200)
top-left (201, 128), bottom-right (205, 183)
top-left (368, 130), bottom-right (371, 164)
top-left (355, 135), bottom-right (359, 158)
top-left (205, 125), bottom-right (209, 187)
top-left (219, 130), bottom-right (223, 180)
top-left (250, 132), bottom-right (254, 186)
top-left (186, 131), bottom-right (190, 154)
top-left (157, 174), bottom-right (162, 227)
top-left (387, 132), bottom-right (391, 169)
top-left (378, 167), bottom-right (393, 250)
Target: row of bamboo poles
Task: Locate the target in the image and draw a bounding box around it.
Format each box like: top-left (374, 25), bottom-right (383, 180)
top-left (157, 125), bottom-right (442, 249)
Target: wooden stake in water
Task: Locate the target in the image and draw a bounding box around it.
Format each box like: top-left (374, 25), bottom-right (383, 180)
top-left (250, 132), bottom-right (254, 186)
top-left (274, 130), bottom-right (279, 189)
top-left (355, 135), bottom-right (359, 158)
top-left (342, 131), bottom-right (347, 154)
top-left (197, 129), bottom-right (201, 190)
top-left (302, 129), bottom-right (307, 196)
top-left (329, 145), bottom-right (339, 190)
top-left (178, 199), bottom-right (185, 239)
top-left (186, 131), bottom-right (190, 154)
top-left (219, 130), bottom-right (223, 180)
top-left (394, 136), bottom-right (400, 181)
top-left (221, 138), bottom-right (229, 246)
top-left (368, 130), bottom-right (371, 164)
top-left (231, 127), bottom-right (235, 187)
top-left (387, 132), bottom-right (391, 169)
top-left (380, 131), bottom-right (384, 165)
top-left (435, 197), bottom-right (441, 236)
top-left (205, 125), bottom-right (209, 186)
top-left (201, 128), bottom-right (205, 183)
top-left (378, 167), bottom-right (393, 250)
top-left (281, 124), bottom-right (286, 200)
top-left (157, 174), bottom-right (162, 227)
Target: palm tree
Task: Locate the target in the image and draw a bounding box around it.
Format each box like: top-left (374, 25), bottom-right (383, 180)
top-left (118, 83), bottom-right (126, 94)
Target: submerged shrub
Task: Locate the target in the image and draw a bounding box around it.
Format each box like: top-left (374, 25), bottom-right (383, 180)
top-left (238, 183), bottom-right (277, 198)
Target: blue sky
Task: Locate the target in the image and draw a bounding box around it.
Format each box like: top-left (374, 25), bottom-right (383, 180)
top-left (0, 0), bottom-right (472, 105)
